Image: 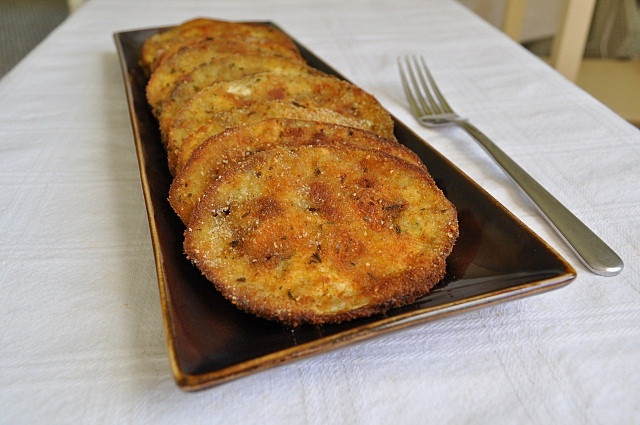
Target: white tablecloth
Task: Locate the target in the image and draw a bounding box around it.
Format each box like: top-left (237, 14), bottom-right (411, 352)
top-left (1, 0), bottom-right (639, 423)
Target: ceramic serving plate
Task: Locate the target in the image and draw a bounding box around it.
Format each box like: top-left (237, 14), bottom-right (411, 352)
top-left (113, 24), bottom-right (576, 391)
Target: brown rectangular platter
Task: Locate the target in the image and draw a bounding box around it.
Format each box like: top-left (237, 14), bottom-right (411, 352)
top-left (113, 24), bottom-right (576, 391)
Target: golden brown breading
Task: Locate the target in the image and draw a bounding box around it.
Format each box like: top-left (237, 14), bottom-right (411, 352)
top-left (141, 18), bottom-right (301, 72)
top-left (139, 19), bottom-right (459, 327)
top-left (146, 40), bottom-right (306, 128)
top-left (154, 57), bottom-right (321, 139)
top-left (169, 118), bottom-right (421, 224)
top-left (184, 144), bottom-right (458, 326)
top-left (173, 99), bottom-right (398, 174)
top-left (166, 71), bottom-right (395, 172)
top-left (141, 18), bottom-right (215, 71)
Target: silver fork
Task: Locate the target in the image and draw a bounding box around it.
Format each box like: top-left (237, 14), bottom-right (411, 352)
top-left (398, 55), bottom-right (623, 276)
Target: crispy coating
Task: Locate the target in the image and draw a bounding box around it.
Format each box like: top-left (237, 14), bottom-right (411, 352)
top-left (140, 19), bottom-right (459, 326)
top-left (141, 18), bottom-right (217, 71)
top-left (155, 56), bottom-right (322, 137)
top-left (169, 118), bottom-right (421, 224)
top-left (146, 40), bottom-right (306, 130)
top-left (166, 72), bottom-right (395, 172)
top-left (173, 99), bottom-right (398, 175)
top-left (141, 18), bottom-right (301, 72)
top-left (184, 145), bottom-right (458, 326)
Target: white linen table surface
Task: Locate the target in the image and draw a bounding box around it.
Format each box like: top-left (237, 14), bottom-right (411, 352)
top-left (1, 0), bottom-right (639, 423)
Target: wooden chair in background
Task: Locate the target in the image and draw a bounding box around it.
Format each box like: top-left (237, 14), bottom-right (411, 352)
top-left (502, 0), bottom-right (639, 126)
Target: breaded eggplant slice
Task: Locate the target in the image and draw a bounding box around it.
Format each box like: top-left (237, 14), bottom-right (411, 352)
top-left (141, 18), bottom-right (218, 71)
top-left (166, 71), bottom-right (395, 170)
top-left (141, 18), bottom-right (300, 72)
top-left (184, 144), bottom-right (458, 326)
top-left (169, 118), bottom-right (422, 224)
top-left (173, 99), bottom-right (398, 174)
top-left (155, 56), bottom-right (322, 138)
top-left (146, 40), bottom-right (306, 126)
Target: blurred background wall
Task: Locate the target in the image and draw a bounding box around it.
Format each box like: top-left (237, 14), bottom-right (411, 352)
top-left (0, 0), bottom-right (69, 76)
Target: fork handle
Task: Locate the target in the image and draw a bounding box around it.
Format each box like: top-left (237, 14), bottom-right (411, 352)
top-left (459, 121), bottom-right (623, 276)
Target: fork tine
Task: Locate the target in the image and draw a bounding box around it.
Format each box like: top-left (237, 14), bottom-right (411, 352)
top-left (397, 57), bottom-right (424, 119)
top-left (399, 55), bottom-right (460, 124)
top-left (410, 56), bottom-right (443, 114)
top-left (403, 56), bottom-right (434, 116)
top-left (418, 56), bottom-right (454, 113)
